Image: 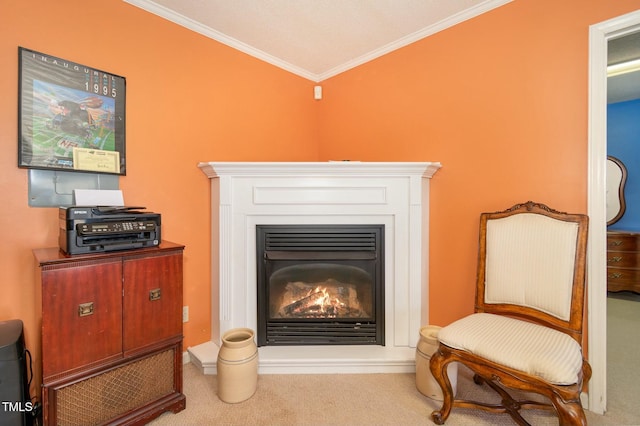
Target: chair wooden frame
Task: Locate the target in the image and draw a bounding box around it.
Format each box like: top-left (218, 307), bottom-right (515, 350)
top-left (429, 201), bottom-right (591, 426)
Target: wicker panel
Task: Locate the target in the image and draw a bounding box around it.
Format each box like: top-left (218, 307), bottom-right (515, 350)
top-left (56, 349), bottom-right (175, 426)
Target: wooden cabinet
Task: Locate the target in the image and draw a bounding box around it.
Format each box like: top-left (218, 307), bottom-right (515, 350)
top-left (607, 231), bottom-right (640, 293)
top-left (34, 242), bottom-right (186, 426)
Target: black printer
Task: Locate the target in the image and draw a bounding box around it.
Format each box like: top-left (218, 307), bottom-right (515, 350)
top-left (59, 206), bottom-right (161, 255)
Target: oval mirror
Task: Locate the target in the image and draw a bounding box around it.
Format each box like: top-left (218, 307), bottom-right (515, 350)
top-left (606, 156), bottom-right (627, 226)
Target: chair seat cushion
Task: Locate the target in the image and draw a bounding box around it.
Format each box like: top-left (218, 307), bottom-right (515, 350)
top-left (438, 313), bottom-right (583, 385)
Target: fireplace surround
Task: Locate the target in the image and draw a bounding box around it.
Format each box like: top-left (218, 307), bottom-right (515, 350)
top-left (192, 161), bottom-right (440, 374)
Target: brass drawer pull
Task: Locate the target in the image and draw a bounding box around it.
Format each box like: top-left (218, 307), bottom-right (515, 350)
top-left (608, 256), bottom-right (623, 263)
top-left (149, 288), bottom-right (161, 301)
top-left (78, 302), bottom-right (94, 317)
top-left (608, 272), bottom-right (623, 279)
top-left (609, 240), bottom-right (623, 246)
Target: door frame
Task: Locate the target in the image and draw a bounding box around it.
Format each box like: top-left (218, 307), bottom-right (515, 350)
top-left (587, 9), bottom-right (640, 415)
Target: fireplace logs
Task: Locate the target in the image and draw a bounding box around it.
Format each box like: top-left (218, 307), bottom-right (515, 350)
top-left (276, 280), bottom-right (369, 319)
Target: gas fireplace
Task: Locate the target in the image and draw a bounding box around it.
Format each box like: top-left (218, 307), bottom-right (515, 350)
top-left (256, 225), bottom-right (384, 346)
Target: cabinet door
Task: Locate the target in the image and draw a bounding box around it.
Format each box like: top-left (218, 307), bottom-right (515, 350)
top-left (41, 259), bottom-right (123, 379)
top-left (123, 251), bottom-right (183, 353)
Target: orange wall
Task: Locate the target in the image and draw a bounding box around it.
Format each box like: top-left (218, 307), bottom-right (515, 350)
top-left (0, 0), bottom-right (318, 392)
top-left (318, 0), bottom-right (640, 326)
top-left (2, 0), bottom-right (640, 396)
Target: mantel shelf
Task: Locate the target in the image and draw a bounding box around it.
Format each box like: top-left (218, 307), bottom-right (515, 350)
top-left (198, 161), bottom-right (441, 179)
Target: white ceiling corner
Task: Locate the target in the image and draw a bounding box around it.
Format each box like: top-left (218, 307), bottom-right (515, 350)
top-left (123, 0), bottom-right (513, 82)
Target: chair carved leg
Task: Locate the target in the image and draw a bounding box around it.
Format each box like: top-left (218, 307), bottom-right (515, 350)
top-left (429, 348), bottom-right (454, 425)
top-left (549, 395), bottom-right (587, 426)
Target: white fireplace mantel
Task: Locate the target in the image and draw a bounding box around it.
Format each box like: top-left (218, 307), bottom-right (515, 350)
top-left (198, 161), bottom-right (442, 178)
top-left (191, 161), bottom-right (441, 374)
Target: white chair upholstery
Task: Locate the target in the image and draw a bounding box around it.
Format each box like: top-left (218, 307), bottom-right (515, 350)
top-left (484, 213), bottom-right (578, 320)
top-left (438, 313), bottom-right (583, 385)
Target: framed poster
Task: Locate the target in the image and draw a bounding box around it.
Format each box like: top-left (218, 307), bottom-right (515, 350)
top-left (18, 47), bottom-right (126, 175)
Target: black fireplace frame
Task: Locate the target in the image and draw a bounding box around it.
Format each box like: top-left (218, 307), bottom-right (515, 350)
top-left (256, 224), bottom-right (385, 346)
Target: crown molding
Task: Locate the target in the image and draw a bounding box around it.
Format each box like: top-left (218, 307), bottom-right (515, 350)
top-left (124, 0), bottom-right (512, 82)
top-left (316, 0), bottom-right (513, 81)
top-left (123, 0), bottom-right (319, 81)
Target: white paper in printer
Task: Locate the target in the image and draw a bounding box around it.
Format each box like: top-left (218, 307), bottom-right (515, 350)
top-left (73, 189), bottom-right (125, 206)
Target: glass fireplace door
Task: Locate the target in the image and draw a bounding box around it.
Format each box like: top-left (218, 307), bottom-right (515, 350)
top-left (269, 260), bottom-right (374, 320)
top-left (256, 225), bottom-right (384, 346)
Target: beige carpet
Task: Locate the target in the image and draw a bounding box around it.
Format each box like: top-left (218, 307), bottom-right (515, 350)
top-left (605, 292), bottom-right (640, 426)
top-left (150, 295), bottom-right (639, 425)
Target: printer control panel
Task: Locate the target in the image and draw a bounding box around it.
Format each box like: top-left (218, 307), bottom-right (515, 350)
top-left (77, 220), bottom-right (157, 235)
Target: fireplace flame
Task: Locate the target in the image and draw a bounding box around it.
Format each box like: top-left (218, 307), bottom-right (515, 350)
top-left (307, 286), bottom-right (346, 315)
top-left (277, 281), bottom-right (367, 318)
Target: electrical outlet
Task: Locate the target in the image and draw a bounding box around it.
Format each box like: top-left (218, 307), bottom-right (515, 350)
top-left (183, 306), bottom-right (189, 323)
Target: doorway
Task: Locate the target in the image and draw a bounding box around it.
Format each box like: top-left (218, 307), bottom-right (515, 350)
top-left (588, 9), bottom-right (640, 415)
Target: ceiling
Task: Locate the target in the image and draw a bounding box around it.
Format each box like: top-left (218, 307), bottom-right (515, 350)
top-left (124, 0), bottom-right (640, 102)
top-left (608, 31), bottom-right (640, 103)
top-left (124, 0), bottom-right (512, 81)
